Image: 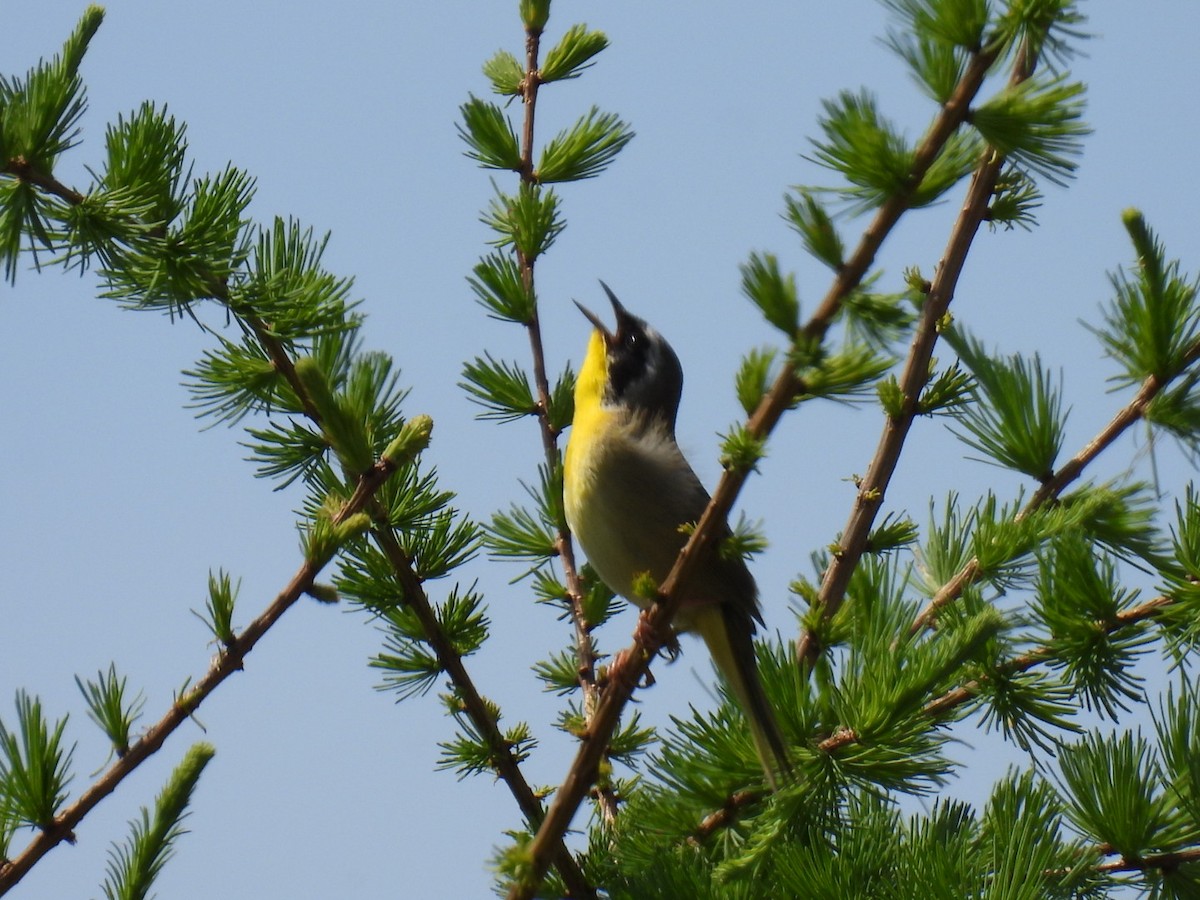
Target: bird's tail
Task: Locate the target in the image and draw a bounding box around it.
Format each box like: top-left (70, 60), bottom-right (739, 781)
top-left (692, 605), bottom-right (790, 790)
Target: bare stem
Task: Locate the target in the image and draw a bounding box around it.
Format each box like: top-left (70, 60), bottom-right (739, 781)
top-left (3, 156), bottom-right (86, 204)
top-left (1094, 844), bottom-right (1200, 874)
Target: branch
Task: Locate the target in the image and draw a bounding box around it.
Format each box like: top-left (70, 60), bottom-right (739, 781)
top-left (803, 48), bottom-right (999, 339)
top-left (920, 593), bottom-right (1173, 718)
top-left (3, 156), bottom-right (86, 205)
top-left (691, 790), bottom-right (764, 843)
top-left (908, 337), bottom-right (1200, 635)
top-left (690, 726), bottom-right (861, 842)
top-left (367, 515), bottom-right (594, 898)
top-left (1094, 845), bottom-right (1200, 875)
top-left (5, 158), bottom-right (596, 897)
top-left (0, 163), bottom-right (352, 894)
top-left (797, 43), bottom-right (1042, 669)
top-left (4, 153), bottom-right (325, 430)
top-left (512, 19), bottom-right (613, 822)
top-left (0, 458), bottom-right (397, 894)
top-left (518, 23), bottom-right (542, 185)
top-left (508, 35), bottom-right (1015, 900)
top-left (693, 595), bottom-right (1174, 843)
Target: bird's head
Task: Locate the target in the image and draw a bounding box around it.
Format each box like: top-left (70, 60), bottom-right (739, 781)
top-left (574, 283), bottom-right (684, 433)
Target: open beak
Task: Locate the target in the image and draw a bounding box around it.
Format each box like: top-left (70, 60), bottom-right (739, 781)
top-left (574, 281), bottom-right (632, 346)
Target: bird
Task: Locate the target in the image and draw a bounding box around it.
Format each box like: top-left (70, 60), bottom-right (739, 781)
top-left (562, 282), bottom-right (790, 788)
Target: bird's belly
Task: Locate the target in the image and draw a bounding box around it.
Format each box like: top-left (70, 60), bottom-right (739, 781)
top-left (567, 484), bottom-right (650, 605)
top-left (564, 427), bottom-right (693, 610)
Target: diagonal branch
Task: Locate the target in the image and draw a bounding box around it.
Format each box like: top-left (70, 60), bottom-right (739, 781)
top-left (919, 593), bottom-right (1173, 718)
top-left (908, 337), bottom-right (1200, 635)
top-left (691, 593), bottom-right (1175, 843)
top-left (1094, 844), bottom-right (1200, 875)
top-left (509, 36), bottom-right (1014, 900)
top-left (3, 156), bottom-right (86, 204)
top-left (796, 43), bottom-right (1043, 669)
top-left (5, 161), bottom-right (595, 897)
top-left (367, 516), bottom-right (594, 898)
top-left (0, 458), bottom-right (397, 894)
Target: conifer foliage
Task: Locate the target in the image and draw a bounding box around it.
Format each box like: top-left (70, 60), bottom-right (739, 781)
top-left (3, 2), bottom-right (1199, 898)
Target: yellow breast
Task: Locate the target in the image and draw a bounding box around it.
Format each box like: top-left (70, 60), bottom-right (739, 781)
top-left (564, 329), bottom-right (612, 543)
top-left (564, 328), bottom-right (688, 605)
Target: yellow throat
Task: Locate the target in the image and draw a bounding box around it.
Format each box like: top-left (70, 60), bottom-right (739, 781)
top-left (563, 329), bottom-right (612, 527)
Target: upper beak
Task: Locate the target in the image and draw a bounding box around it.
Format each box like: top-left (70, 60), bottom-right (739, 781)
top-left (574, 281), bottom-right (630, 346)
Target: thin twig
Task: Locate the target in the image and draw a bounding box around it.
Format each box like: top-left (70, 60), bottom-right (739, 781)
top-left (797, 43), bottom-right (1042, 669)
top-left (0, 458), bottom-right (397, 893)
top-left (908, 338), bottom-right (1200, 635)
top-left (519, 25), bottom-right (542, 186)
top-left (512, 20), bottom-right (614, 821)
top-left (4, 160), bottom-right (596, 897)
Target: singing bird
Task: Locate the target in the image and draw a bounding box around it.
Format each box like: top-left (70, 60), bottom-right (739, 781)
top-left (562, 283), bottom-right (789, 787)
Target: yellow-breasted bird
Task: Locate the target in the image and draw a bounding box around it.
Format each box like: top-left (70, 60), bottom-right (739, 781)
top-left (563, 283), bottom-right (790, 788)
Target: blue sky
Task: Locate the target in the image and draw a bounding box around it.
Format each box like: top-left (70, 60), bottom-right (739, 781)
top-left (2, 2), bottom-right (1198, 897)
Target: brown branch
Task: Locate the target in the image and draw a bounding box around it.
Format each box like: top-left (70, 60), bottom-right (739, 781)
top-left (921, 593), bottom-right (1173, 719)
top-left (4, 158), bottom-right (597, 897)
top-left (0, 162), bottom-right (347, 894)
top-left (3, 156), bottom-right (86, 205)
top-left (0, 458), bottom-right (399, 894)
top-left (1028, 374), bottom-right (1163, 508)
top-left (212, 187), bottom-right (596, 892)
top-left (507, 40), bottom-right (1021, 900)
top-left (803, 48), bottom-right (999, 340)
top-left (1031, 333), bottom-right (1200, 506)
top-left (1095, 844), bottom-right (1200, 874)
top-left (908, 337), bottom-right (1200, 636)
top-left (796, 44), bottom-right (1043, 670)
top-left (691, 790), bottom-right (764, 842)
top-left (240, 220), bottom-right (594, 889)
top-left (693, 595), bottom-right (1174, 845)
top-left (511, 19), bottom-right (613, 824)
top-left (367, 518), bottom-right (594, 898)
top-left (243, 314), bottom-right (322, 422)
top-left (690, 727), bottom-right (862, 841)
top-left (6, 152), bottom-right (324, 430)
top-left (519, 25), bottom-right (542, 185)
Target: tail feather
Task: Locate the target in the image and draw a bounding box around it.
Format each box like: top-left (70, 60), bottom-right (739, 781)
top-left (692, 605), bottom-right (790, 789)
